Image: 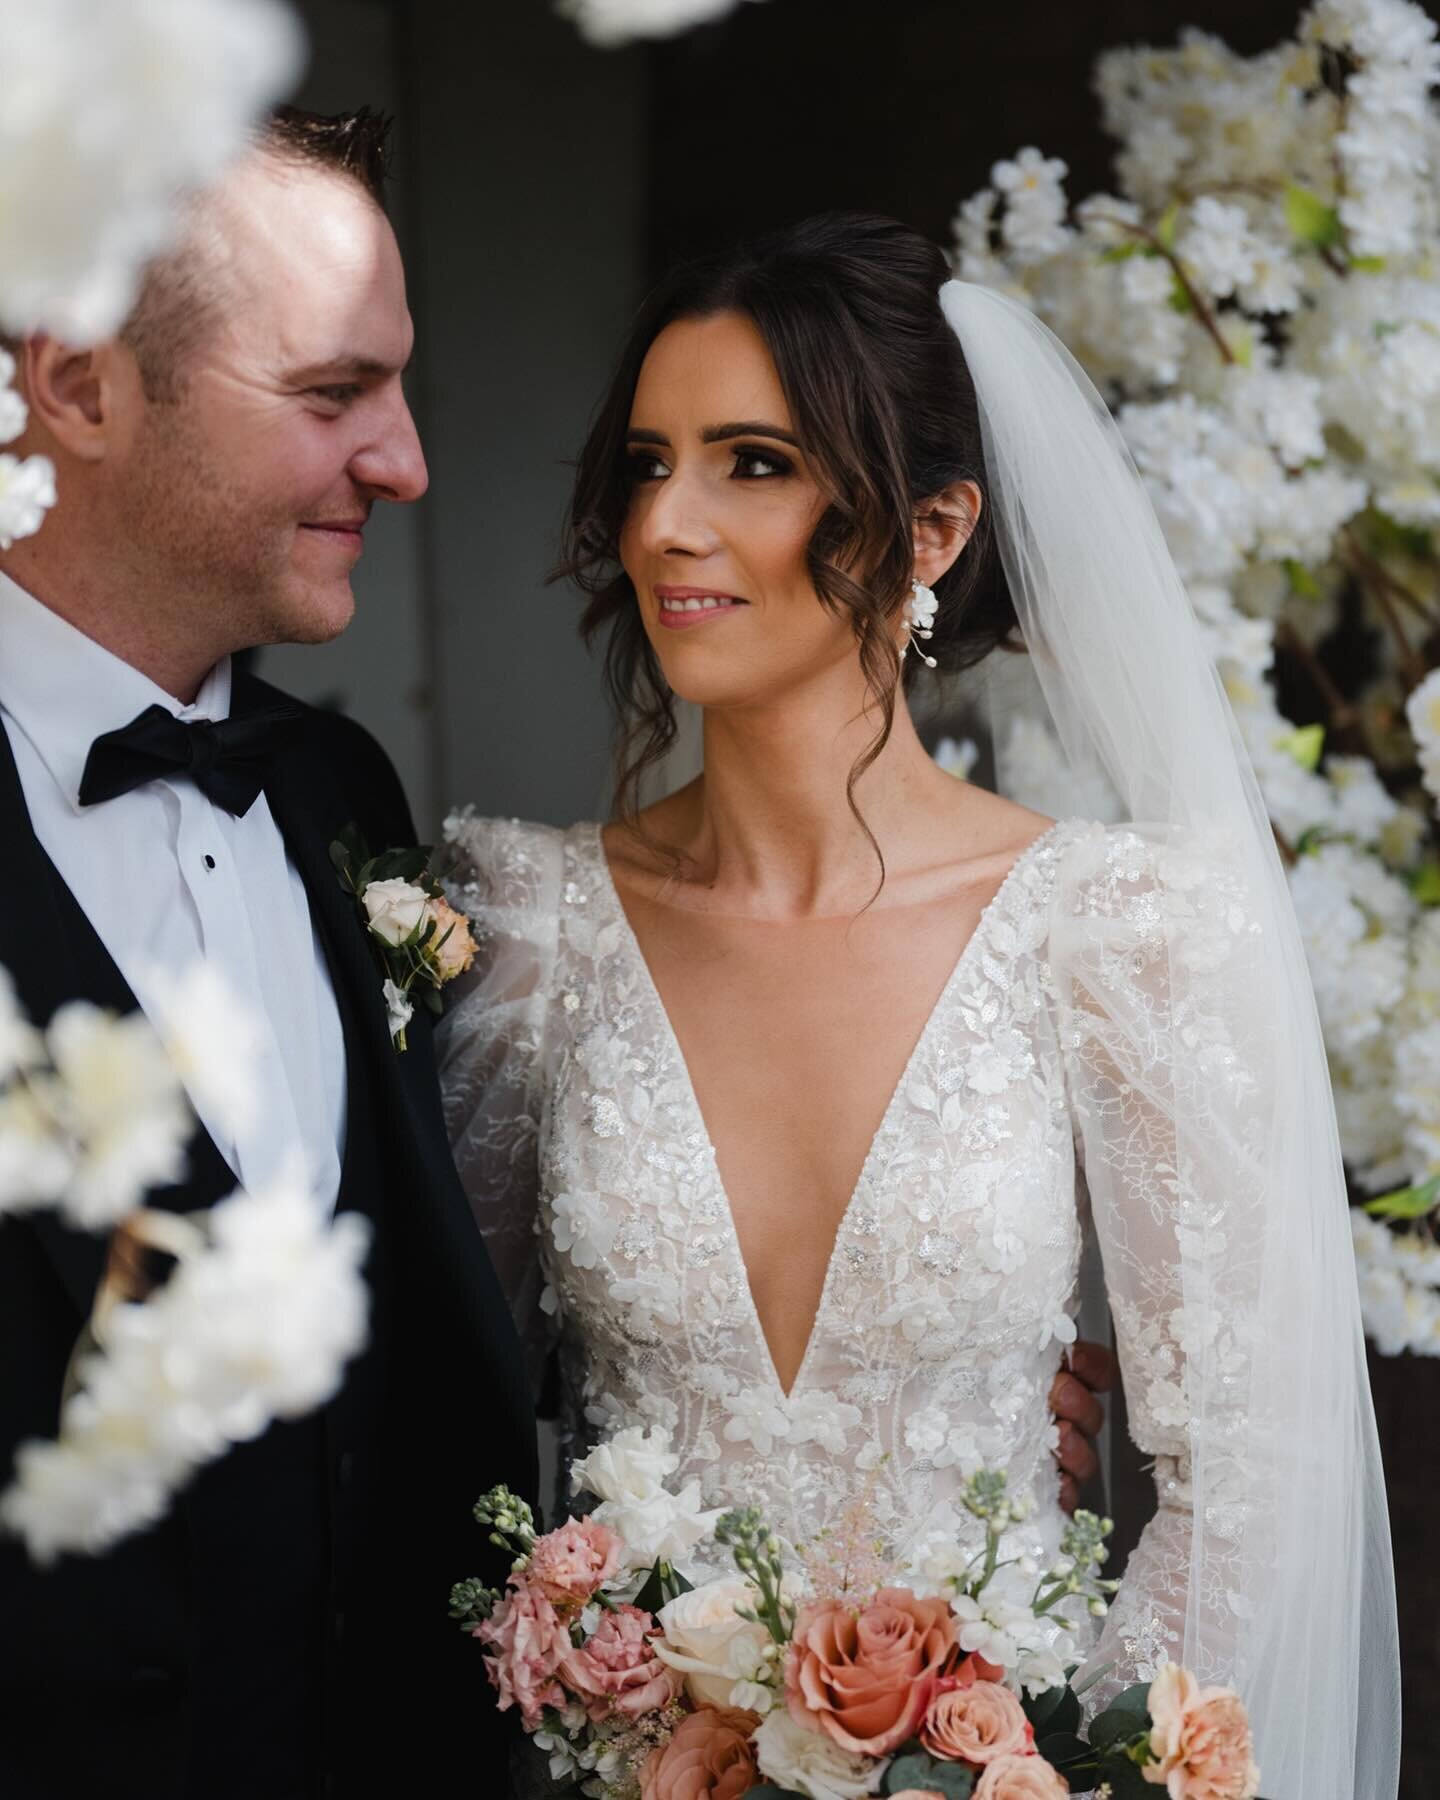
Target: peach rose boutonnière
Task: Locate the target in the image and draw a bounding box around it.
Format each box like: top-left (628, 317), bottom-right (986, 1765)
top-left (330, 824), bottom-right (476, 1052)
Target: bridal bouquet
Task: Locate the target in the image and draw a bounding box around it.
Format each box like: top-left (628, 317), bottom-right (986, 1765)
top-left (451, 1428), bottom-right (1263, 1799)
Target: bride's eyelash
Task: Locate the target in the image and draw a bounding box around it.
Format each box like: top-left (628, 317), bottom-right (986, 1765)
top-left (729, 445), bottom-right (793, 479)
top-left (626, 450), bottom-right (669, 482)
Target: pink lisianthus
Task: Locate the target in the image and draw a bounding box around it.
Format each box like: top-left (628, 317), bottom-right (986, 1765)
top-left (921, 1679), bottom-right (1034, 1765)
top-left (526, 1516), bottom-right (623, 1611)
top-left (1144, 1665), bottom-right (1261, 1800)
top-left (560, 1603), bottom-right (685, 1723)
top-left (785, 1587), bottom-right (957, 1757)
top-left (480, 1581), bottom-right (570, 1728)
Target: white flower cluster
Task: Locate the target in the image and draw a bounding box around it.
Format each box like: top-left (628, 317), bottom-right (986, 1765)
top-left (1, 1176), bottom-right (370, 1562)
top-left (0, 0), bottom-right (303, 548)
top-left (0, 963), bottom-right (373, 1558)
top-left (569, 1423), bottom-right (725, 1568)
top-left (555, 0), bottom-right (763, 48)
top-left (947, 0), bottom-right (1440, 1354)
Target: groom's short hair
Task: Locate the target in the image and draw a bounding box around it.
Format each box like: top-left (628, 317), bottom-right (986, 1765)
top-left (119, 105), bottom-right (394, 403)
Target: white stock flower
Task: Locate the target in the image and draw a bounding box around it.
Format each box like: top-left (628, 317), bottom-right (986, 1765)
top-left (362, 877), bottom-right (429, 947)
top-left (1404, 667), bottom-right (1440, 804)
top-left (0, 0), bottom-right (304, 342)
top-left (751, 1708), bottom-right (879, 1800)
top-left (381, 978), bottom-right (413, 1041)
top-left (993, 148), bottom-right (1071, 263)
top-left (0, 453), bottom-right (56, 549)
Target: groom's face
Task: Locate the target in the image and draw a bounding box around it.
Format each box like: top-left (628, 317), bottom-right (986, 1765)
top-left (123, 155), bottom-right (427, 651)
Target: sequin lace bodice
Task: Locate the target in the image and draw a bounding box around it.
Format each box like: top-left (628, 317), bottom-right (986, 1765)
top-left (439, 813), bottom-right (1270, 1698)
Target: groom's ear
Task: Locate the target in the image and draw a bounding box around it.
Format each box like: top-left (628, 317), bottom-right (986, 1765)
top-left (21, 334), bottom-right (143, 464)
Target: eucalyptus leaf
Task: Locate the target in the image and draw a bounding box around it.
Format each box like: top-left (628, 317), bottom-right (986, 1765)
top-left (1036, 1729), bottom-right (1090, 1767)
top-left (1096, 1754), bottom-right (1157, 1800)
top-left (1364, 1174), bottom-right (1440, 1220)
top-left (742, 1787), bottom-right (808, 1798)
top-left (885, 1753), bottom-right (973, 1797)
top-left (1155, 201), bottom-right (1180, 249)
top-left (1282, 556), bottom-right (1322, 598)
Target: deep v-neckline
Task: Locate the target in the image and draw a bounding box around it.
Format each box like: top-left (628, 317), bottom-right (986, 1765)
top-left (588, 820), bottom-right (1064, 1401)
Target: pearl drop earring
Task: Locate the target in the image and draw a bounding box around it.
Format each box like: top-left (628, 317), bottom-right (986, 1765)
top-left (903, 578), bottom-right (939, 668)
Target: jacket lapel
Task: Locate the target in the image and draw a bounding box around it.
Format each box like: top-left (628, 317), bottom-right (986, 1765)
top-left (0, 721), bottom-right (236, 1318)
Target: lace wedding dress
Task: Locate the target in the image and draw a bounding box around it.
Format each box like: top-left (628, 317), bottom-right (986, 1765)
top-left (439, 808), bottom-right (1271, 1725)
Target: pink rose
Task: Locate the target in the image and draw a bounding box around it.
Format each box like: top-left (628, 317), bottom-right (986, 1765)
top-left (1145, 1665), bottom-right (1261, 1800)
top-left (974, 1754), bottom-right (1070, 1799)
top-left (560, 1603), bottom-right (685, 1723)
top-left (425, 895), bottom-right (476, 981)
top-left (786, 1587), bottom-right (957, 1757)
top-left (480, 1581), bottom-right (570, 1728)
top-left (921, 1680), bottom-right (1034, 1765)
top-left (526, 1516), bottom-right (623, 1611)
top-left (639, 1705), bottom-right (760, 1800)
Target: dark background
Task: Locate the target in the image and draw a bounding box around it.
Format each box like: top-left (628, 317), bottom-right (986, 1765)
top-left (287, 2), bottom-right (1439, 1786)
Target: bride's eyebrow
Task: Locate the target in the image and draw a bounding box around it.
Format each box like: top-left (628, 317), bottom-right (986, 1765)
top-left (624, 423), bottom-right (800, 446)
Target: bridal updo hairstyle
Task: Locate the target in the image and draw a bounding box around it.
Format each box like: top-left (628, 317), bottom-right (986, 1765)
top-left (558, 212), bottom-right (1018, 832)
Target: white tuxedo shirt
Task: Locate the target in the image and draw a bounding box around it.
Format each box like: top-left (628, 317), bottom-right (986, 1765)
top-left (0, 571), bottom-right (345, 1212)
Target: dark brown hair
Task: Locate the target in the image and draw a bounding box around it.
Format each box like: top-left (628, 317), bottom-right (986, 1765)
top-left (122, 106), bottom-right (394, 402)
top-left (556, 212), bottom-right (1018, 853)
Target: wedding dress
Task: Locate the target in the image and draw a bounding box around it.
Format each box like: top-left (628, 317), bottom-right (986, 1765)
top-left (441, 809), bottom-right (1259, 1699)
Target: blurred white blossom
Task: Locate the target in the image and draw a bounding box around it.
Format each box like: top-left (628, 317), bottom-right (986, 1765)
top-left (556, 0), bottom-right (762, 47)
top-left (944, 0), bottom-right (1440, 1355)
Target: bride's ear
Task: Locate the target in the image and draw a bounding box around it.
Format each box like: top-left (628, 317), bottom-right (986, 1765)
top-left (912, 479), bottom-right (982, 588)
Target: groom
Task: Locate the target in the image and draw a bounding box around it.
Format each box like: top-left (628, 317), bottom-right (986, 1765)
top-left (0, 111), bottom-right (536, 1799)
top-left (0, 108), bottom-right (1113, 1799)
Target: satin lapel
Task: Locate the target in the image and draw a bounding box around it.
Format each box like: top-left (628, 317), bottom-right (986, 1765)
top-left (0, 722), bottom-right (236, 1318)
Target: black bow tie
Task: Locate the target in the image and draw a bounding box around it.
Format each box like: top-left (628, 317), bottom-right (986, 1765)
top-left (78, 700), bottom-right (303, 817)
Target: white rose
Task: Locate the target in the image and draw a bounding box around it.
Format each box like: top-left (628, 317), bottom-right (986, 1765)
top-left (594, 1477), bottom-right (724, 1571)
top-left (751, 1709), bottom-right (880, 1800)
top-left (362, 878), bottom-right (429, 946)
top-left (654, 1576), bottom-right (772, 1707)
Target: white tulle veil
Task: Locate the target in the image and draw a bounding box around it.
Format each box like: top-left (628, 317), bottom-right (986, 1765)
top-left (940, 279), bottom-right (1399, 1800)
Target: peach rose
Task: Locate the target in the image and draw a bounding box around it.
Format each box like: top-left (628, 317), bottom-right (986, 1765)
top-left (922, 1680), bottom-right (1034, 1765)
top-left (1145, 1665), bottom-right (1261, 1800)
top-left (425, 895), bottom-right (476, 980)
top-left (949, 1650), bottom-right (1009, 1688)
top-left (481, 1582), bottom-right (570, 1728)
top-left (786, 1587), bottom-right (957, 1757)
top-left (640, 1706), bottom-right (760, 1800)
top-left (526, 1516), bottom-right (623, 1611)
top-left (560, 1603), bottom-right (685, 1723)
top-left (974, 1753), bottom-right (1070, 1799)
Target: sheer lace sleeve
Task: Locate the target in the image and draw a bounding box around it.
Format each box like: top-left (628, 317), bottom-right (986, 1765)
top-left (1050, 822), bottom-right (1269, 1698)
top-left (436, 810), bottom-right (564, 1405)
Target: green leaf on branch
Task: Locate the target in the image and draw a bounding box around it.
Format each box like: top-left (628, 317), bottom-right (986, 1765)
top-left (1037, 1729), bottom-right (1092, 1767)
top-left (1364, 1174), bottom-right (1440, 1221)
top-left (1282, 557), bottom-right (1322, 598)
top-left (1274, 723), bottom-right (1325, 771)
top-left (1285, 184), bottom-right (1342, 248)
top-left (631, 1559), bottom-right (693, 1614)
top-left (1168, 275), bottom-right (1193, 314)
top-left (1155, 202), bottom-right (1181, 250)
top-left (1409, 862), bottom-right (1440, 906)
top-left (1024, 1681), bottom-right (1082, 1736)
top-left (1099, 240), bottom-right (1145, 263)
top-left (1351, 254), bottom-right (1387, 273)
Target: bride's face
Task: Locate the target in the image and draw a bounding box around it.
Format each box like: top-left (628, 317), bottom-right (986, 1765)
top-left (619, 310), bottom-right (858, 708)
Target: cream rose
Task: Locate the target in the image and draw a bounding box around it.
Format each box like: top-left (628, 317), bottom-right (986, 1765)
top-left (362, 877), bottom-right (429, 946)
top-left (655, 1577), bottom-right (773, 1708)
top-left (974, 1754), bottom-right (1069, 1799)
top-left (751, 1709), bottom-right (879, 1800)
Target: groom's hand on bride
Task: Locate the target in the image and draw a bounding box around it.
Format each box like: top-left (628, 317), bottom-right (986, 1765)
top-left (1051, 1339), bottom-right (1118, 1514)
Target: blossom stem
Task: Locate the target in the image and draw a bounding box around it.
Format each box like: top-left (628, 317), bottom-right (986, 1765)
top-left (1089, 213), bottom-right (1236, 366)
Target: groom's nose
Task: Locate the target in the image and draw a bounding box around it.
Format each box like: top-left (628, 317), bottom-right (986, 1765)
top-left (350, 388), bottom-right (429, 504)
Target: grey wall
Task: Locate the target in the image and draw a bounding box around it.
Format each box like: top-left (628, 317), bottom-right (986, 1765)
top-left (262, 0), bottom-right (648, 837)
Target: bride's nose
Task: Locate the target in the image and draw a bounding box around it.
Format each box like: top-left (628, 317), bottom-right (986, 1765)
top-left (636, 465), bottom-right (722, 560)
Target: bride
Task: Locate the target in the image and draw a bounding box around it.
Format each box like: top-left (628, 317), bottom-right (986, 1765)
top-left (437, 214), bottom-right (1398, 1797)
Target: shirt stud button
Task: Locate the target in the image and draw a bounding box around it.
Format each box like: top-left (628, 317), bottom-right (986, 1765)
top-left (203, 854), bottom-right (216, 870)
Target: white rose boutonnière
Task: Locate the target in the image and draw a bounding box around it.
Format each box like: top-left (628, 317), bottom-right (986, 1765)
top-left (330, 824), bottom-right (476, 1051)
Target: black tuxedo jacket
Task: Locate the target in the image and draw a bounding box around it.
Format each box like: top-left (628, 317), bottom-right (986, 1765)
top-left (0, 670), bottom-right (536, 1799)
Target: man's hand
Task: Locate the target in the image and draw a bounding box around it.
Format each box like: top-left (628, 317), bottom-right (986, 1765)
top-left (1051, 1339), bottom-right (1119, 1514)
